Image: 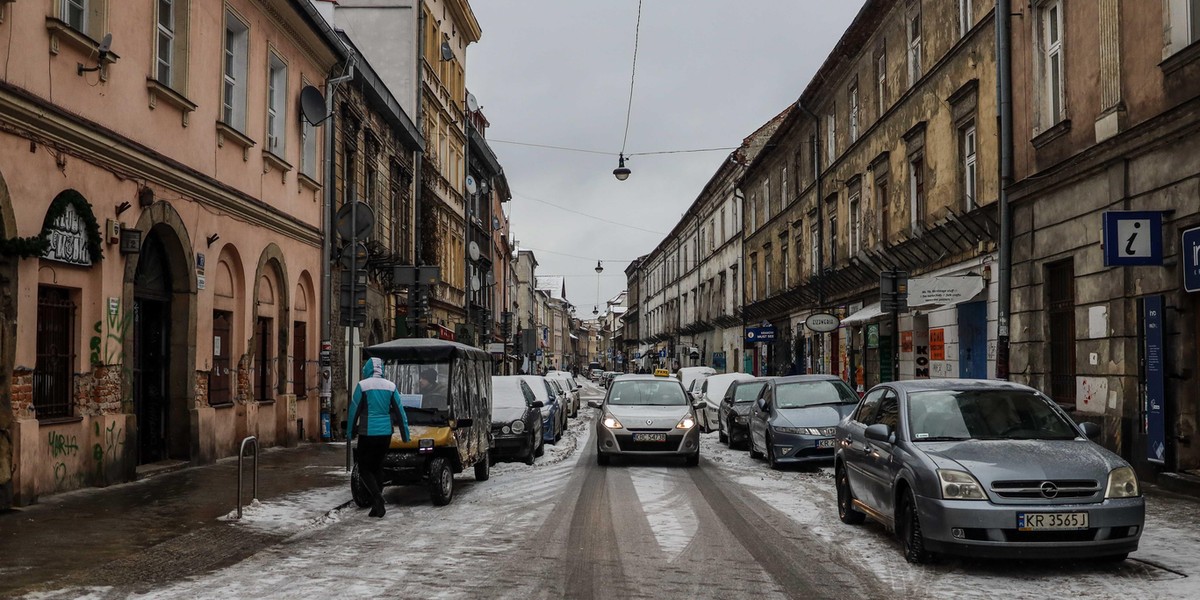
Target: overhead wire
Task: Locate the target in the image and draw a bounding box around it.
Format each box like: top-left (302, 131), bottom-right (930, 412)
top-left (620, 0), bottom-right (644, 156)
top-left (510, 191), bottom-right (668, 235)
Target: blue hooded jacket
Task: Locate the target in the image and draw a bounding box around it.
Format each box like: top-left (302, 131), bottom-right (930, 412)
top-left (348, 357), bottom-right (411, 441)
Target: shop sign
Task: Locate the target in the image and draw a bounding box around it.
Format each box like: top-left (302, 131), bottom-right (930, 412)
top-left (930, 329), bottom-right (946, 360)
top-left (866, 324), bottom-right (880, 349)
top-left (745, 326), bottom-right (777, 341)
top-left (43, 203), bottom-right (94, 266)
top-left (908, 276), bottom-right (984, 307)
top-left (805, 313), bottom-right (840, 333)
top-left (914, 338), bottom-right (931, 379)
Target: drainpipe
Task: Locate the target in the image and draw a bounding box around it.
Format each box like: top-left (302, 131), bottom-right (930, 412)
top-left (796, 102), bottom-right (823, 373)
top-left (320, 49), bottom-right (355, 443)
top-left (411, 8), bottom-right (426, 337)
top-left (996, 0), bottom-right (1014, 380)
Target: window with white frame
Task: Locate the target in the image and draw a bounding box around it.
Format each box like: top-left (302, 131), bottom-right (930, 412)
top-left (1038, 0), bottom-right (1065, 126)
top-left (1164, 0), bottom-right (1200, 56)
top-left (156, 0), bottom-right (176, 86)
top-left (222, 12), bottom-right (250, 131)
top-left (849, 193), bottom-right (861, 254)
top-left (959, 0), bottom-right (973, 37)
top-left (301, 93), bottom-right (319, 179)
top-left (826, 111), bottom-right (836, 164)
top-left (810, 218), bottom-right (819, 275)
top-left (61, 0), bottom-right (87, 31)
top-left (961, 122), bottom-right (977, 210)
top-left (907, 11), bottom-right (922, 85)
top-left (267, 53), bottom-right (288, 153)
top-left (876, 48), bottom-right (887, 116)
top-left (849, 82), bottom-right (860, 142)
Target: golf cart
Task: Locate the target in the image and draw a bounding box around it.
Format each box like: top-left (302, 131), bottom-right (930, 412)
top-left (351, 339), bottom-right (493, 506)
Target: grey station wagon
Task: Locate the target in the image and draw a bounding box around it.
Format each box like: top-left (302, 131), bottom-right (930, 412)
top-left (834, 380), bottom-right (1144, 563)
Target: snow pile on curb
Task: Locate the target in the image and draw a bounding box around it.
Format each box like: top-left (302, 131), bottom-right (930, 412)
top-left (219, 486), bottom-right (351, 535)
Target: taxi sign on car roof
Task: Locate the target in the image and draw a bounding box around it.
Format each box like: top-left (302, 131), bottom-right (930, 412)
top-left (654, 368), bottom-right (670, 377)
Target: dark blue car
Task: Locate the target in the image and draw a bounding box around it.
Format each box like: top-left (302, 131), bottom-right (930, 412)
top-left (748, 375), bottom-right (860, 468)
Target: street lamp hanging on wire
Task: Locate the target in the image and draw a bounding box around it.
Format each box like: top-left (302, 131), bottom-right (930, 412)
top-left (613, 153), bottom-right (631, 181)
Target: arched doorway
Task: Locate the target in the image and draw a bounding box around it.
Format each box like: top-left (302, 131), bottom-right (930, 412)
top-left (134, 232), bottom-right (173, 463)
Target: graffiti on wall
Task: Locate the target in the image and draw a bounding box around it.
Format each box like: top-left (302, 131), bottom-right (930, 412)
top-left (89, 299), bottom-right (133, 367)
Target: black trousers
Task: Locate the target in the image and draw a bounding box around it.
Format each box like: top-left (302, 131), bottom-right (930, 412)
top-left (356, 435), bottom-right (392, 511)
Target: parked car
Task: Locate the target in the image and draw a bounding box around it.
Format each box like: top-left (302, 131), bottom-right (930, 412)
top-left (835, 379), bottom-right (1144, 563)
top-left (591, 368), bottom-right (604, 381)
top-left (697, 372), bottom-right (753, 433)
top-left (490, 376), bottom-right (545, 465)
top-left (718, 378), bottom-right (772, 448)
top-left (748, 375), bottom-right (859, 468)
top-left (603, 371), bottom-right (621, 389)
top-left (546, 372), bottom-right (581, 418)
top-left (545, 378), bottom-right (571, 437)
top-left (589, 373), bottom-right (704, 466)
top-left (349, 339), bottom-right (492, 507)
top-left (518, 375), bottom-right (562, 445)
top-left (677, 366), bottom-right (716, 404)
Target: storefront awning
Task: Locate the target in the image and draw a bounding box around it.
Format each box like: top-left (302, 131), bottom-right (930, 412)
top-left (840, 302), bottom-right (884, 326)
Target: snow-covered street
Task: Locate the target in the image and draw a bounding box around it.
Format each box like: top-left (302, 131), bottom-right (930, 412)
top-left (19, 380), bottom-right (1200, 599)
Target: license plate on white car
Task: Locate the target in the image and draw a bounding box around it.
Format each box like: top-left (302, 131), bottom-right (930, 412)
top-left (632, 433), bottom-right (667, 442)
top-left (817, 438), bottom-right (836, 449)
top-left (1017, 512), bottom-right (1088, 531)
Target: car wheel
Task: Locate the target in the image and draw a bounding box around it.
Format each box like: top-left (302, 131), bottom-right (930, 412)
top-left (535, 439), bottom-right (545, 457)
top-left (350, 463), bottom-right (372, 508)
top-left (685, 452), bottom-right (700, 467)
top-left (597, 450), bottom-right (610, 466)
top-left (718, 421), bottom-right (728, 444)
top-left (767, 433), bottom-right (780, 470)
top-left (899, 490), bottom-right (932, 564)
top-left (474, 450), bottom-right (491, 481)
top-left (748, 435), bottom-right (764, 460)
top-left (428, 457), bottom-right (454, 506)
top-left (836, 465), bottom-right (866, 525)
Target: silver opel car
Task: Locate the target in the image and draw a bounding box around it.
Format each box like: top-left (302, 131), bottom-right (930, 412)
top-left (589, 373), bottom-right (703, 466)
top-left (834, 379), bottom-right (1144, 563)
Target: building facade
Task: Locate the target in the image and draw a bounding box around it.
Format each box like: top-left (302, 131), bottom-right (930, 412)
top-left (0, 0), bottom-right (343, 506)
top-left (1007, 0), bottom-right (1200, 474)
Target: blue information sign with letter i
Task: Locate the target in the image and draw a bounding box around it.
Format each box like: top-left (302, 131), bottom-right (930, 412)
top-left (1183, 226), bottom-right (1200, 293)
top-left (1144, 295), bottom-right (1166, 464)
top-left (1103, 211), bottom-right (1164, 266)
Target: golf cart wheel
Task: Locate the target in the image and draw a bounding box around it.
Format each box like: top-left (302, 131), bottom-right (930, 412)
top-left (350, 463), bottom-right (372, 508)
top-left (429, 457), bottom-right (454, 506)
top-left (474, 450), bottom-right (491, 481)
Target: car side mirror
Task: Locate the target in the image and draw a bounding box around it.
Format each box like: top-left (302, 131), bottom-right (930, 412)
top-left (455, 418), bottom-right (474, 429)
top-left (692, 401), bottom-right (706, 411)
top-left (1078, 421), bottom-right (1101, 440)
top-left (530, 401), bottom-right (544, 409)
top-left (864, 423), bottom-right (892, 443)
top-left (587, 400), bottom-right (602, 409)
top-left (755, 397), bottom-right (766, 411)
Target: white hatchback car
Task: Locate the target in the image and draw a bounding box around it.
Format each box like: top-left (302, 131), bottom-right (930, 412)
top-left (698, 372), bottom-right (754, 432)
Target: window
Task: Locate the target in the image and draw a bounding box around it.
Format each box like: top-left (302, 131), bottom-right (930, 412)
top-left (749, 192), bottom-right (757, 231)
top-left (342, 127), bottom-right (358, 207)
top-left (780, 238), bottom-right (790, 289)
top-left (849, 82), bottom-right (860, 142)
top-left (876, 48), bottom-right (887, 116)
top-left (301, 99), bottom-right (319, 179)
top-left (267, 54), bottom-right (287, 153)
top-left (810, 219), bottom-right (820, 275)
top-left (825, 111), bottom-right (836, 164)
top-left (1046, 259), bottom-right (1076, 404)
top-left (721, 207), bottom-right (727, 242)
top-left (1039, 0), bottom-right (1065, 125)
top-left (709, 220), bottom-right (716, 250)
top-left (764, 247), bottom-right (773, 294)
top-left (763, 180), bottom-right (771, 222)
top-left (907, 11), bottom-right (923, 85)
top-left (781, 167), bottom-right (788, 210)
top-left (877, 175), bottom-right (890, 246)
top-left (750, 254), bottom-right (758, 302)
top-left (961, 123), bottom-right (977, 210)
top-left (828, 209), bottom-right (838, 267)
top-left (222, 12), bottom-right (250, 131)
top-left (35, 286), bottom-right (76, 419)
top-left (849, 194), bottom-right (861, 254)
top-left (62, 0), bottom-right (87, 31)
top-left (156, 0), bottom-right (176, 86)
top-left (909, 155), bottom-right (926, 234)
top-left (1164, 0), bottom-right (1200, 56)
top-left (959, 0), bottom-right (974, 37)
top-left (794, 228), bottom-right (804, 278)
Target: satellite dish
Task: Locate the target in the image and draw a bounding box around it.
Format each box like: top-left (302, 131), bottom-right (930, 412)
top-left (97, 33), bottom-right (113, 60)
top-left (465, 175), bottom-right (477, 196)
top-left (470, 274), bottom-right (481, 292)
top-left (468, 241), bottom-right (481, 261)
top-left (299, 86), bottom-right (329, 126)
top-left (440, 40), bottom-right (454, 62)
top-left (466, 92), bottom-right (479, 113)
top-left (492, 216), bottom-right (501, 231)
top-left (479, 179), bottom-right (489, 195)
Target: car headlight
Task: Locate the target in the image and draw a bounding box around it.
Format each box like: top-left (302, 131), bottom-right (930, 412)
top-left (735, 415), bottom-right (749, 425)
top-left (501, 425), bottom-right (511, 434)
top-left (603, 414), bottom-right (623, 429)
top-left (1106, 466), bottom-right (1140, 498)
top-left (676, 415), bottom-right (696, 430)
top-left (937, 469), bottom-right (987, 501)
top-left (511, 420), bottom-right (525, 434)
top-left (774, 426), bottom-right (828, 435)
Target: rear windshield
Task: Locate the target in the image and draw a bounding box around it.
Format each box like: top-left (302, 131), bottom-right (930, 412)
top-left (608, 380), bottom-right (688, 406)
top-left (732, 382), bottom-right (766, 403)
top-left (774, 380), bottom-right (859, 409)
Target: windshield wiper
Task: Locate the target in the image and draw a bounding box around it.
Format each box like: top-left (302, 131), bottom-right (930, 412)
top-left (914, 436), bottom-right (971, 442)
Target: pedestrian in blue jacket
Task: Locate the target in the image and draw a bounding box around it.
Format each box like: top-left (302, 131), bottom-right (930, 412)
top-left (348, 357), bottom-right (410, 517)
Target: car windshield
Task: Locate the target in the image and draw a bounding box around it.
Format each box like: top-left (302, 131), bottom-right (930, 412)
top-left (492, 377), bottom-right (531, 410)
top-left (381, 361), bottom-right (451, 425)
top-left (774, 380), bottom-right (859, 409)
top-left (608, 380), bottom-right (688, 406)
top-left (732, 382), bottom-right (766, 403)
top-left (907, 389), bottom-right (1080, 441)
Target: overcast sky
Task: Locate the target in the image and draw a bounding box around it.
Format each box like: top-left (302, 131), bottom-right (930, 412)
top-left (467, 1), bottom-right (864, 315)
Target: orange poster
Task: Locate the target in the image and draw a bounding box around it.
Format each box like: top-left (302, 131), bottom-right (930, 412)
top-left (930, 328), bottom-right (945, 360)
top-left (900, 331), bottom-right (913, 353)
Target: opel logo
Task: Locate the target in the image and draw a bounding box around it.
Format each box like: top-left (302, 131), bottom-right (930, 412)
top-left (646, 419), bottom-right (654, 425)
top-left (1040, 481), bottom-right (1059, 499)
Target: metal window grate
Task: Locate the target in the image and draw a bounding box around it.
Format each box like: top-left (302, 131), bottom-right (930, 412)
top-left (36, 287), bottom-right (76, 419)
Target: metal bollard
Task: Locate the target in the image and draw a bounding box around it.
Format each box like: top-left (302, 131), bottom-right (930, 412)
top-left (236, 436), bottom-right (259, 519)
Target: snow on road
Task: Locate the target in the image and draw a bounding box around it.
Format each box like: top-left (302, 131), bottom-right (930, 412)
top-left (699, 432), bottom-right (1200, 600)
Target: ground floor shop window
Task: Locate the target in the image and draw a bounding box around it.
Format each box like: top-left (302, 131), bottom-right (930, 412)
top-left (35, 286), bottom-right (76, 419)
